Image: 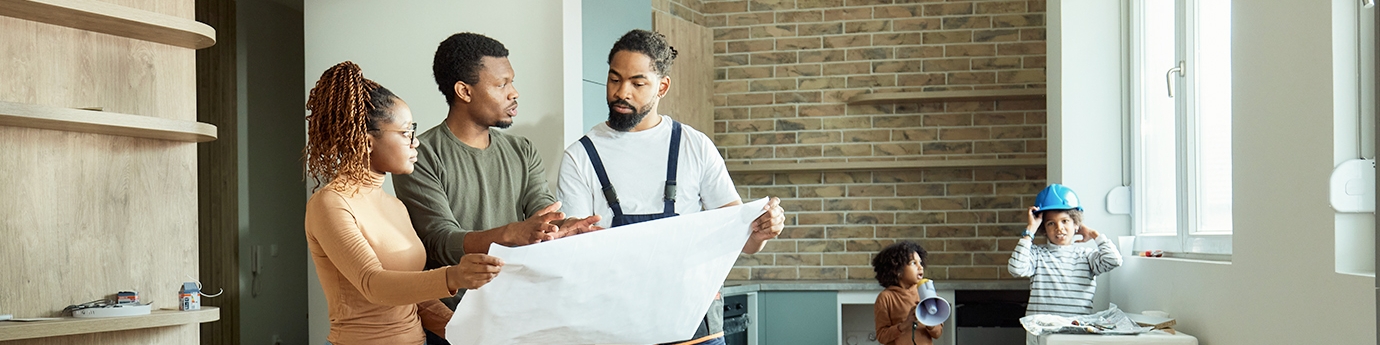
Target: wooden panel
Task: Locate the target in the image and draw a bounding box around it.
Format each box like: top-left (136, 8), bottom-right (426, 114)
top-left (725, 158), bottom-right (1047, 173)
top-left (194, 0), bottom-right (237, 344)
top-left (0, 101), bottom-right (217, 142)
top-left (0, 307), bottom-right (219, 341)
top-left (0, 0), bottom-right (215, 49)
top-left (0, 0), bottom-right (208, 343)
top-left (653, 11), bottom-right (715, 135)
top-left (846, 89), bottom-right (1047, 105)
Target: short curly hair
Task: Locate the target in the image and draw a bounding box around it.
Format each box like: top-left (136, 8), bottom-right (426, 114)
top-left (433, 32), bottom-right (509, 106)
top-left (872, 241), bottom-right (929, 288)
top-left (607, 29), bottom-right (677, 77)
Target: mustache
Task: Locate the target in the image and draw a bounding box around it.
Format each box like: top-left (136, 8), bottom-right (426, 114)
top-left (508, 100), bottom-right (519, 110)
top-left (608, 99), bottom-right (633, 109)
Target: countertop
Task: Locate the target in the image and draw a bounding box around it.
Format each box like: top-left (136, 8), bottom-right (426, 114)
top-left (720, 279), bottom-right (1028, 295)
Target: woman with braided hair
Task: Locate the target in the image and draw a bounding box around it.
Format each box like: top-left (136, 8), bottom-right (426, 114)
top-left (303, 61), bottom-right (503, 345)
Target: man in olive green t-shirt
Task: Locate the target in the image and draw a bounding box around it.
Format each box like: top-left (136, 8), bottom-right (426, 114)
top-left (394, 33), bottom-right (599, 281)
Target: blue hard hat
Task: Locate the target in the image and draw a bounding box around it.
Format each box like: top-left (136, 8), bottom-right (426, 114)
top-left (1034, 184), bottom-right (1083, 212)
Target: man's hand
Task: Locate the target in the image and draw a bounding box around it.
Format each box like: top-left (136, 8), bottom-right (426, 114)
top-left (450, 253), bottom-right (504, 290)
top-left (503, 202), bottom-right (565, 246)
top-left (1075, 225), bottom-right (1100, 243)
top-left (750, 197), bottom-right (785, 242)
top-left (551, 215), bottom-right (603, 239)
top-left (1024, 206), bottom-right (1042, 238)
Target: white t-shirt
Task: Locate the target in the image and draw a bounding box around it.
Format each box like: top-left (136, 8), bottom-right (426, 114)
top-left (558, 115), bottom-right (741, 229)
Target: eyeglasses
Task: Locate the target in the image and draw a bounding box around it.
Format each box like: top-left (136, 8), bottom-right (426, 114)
top-left (369, 122), bottom-right (417, 142)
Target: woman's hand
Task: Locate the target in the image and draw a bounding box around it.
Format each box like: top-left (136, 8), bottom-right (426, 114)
top-left (449, 254), bottom-right (504, 290)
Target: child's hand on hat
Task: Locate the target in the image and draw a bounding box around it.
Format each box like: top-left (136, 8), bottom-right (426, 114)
top-left (1024, 206), bottom-right (1042, 236)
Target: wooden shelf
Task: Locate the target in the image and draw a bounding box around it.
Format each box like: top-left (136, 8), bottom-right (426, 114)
top-left (726, 158), bottom-right (1045, 173)
top-left (846, 89), bottom-right (1045, 105)
top-left (0, 0), bottom-right (216, 49)
top-left (0, 101), bottom-right (217, 142)
top-left (0, 307), bottom-right (219, 341)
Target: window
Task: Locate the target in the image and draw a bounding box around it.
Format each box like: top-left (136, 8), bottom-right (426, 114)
top-left (1129, 0), bottom-right (1233, 255)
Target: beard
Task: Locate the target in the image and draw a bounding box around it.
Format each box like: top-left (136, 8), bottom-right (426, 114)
top-left (493, 119), bottom-right (513, 129)
top-left (607, 99), bottom-right (652, 132)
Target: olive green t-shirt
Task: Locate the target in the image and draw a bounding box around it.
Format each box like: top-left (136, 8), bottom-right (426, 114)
top-left (393, 123), bottom-right (557, 269)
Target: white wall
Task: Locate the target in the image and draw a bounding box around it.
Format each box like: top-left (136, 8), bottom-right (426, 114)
top-left (1047, 0), bottom-right (1131, 312)
top-left (303, 1), bottom-right (579, 343)
top-left (1050, 0), bottom-right (1377, 343)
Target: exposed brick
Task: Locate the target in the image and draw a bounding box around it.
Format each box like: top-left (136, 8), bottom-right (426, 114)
top-left (800, 49), bottom-right (846, 63)
top-left (779, 37), bottom-right (824, 50)
top-left (798, 131), bottom-right (843, 143)
top-left (794, 240), bottom-right (844, 253)
top-left (893, 128), bottom-right (938, 141)
top-left (942, 15), bottom-right (991, 29)
top-left (874, 5), bottom-right (921, 18)
top-left (897, 211), bottom-right (945, 224)
top-left (726, 66), bottom-right (774, 79)
top-left (922, 31), bottom-right (973, 44)
top-left (922, 58), bottom-right (971, 72)
top-left (798, 212), bottom-right (844, 225)
top-left (716, 81), bottom-right (750, 94)
top-left (824, 8), bottom-right (873, 21)
top-left (750, 0), bottom-right (797, 11)
top-left (922, 3), bottom-right (973, 16)
top-left (823, 61), bottom-right (872, 75)
top-left (976, 1), bottom-right (1027, 14)
top-left (874, 171), bottom-right (925, 183)
top-left (875, 143), bottom-right (924, 156)
top-left (946, 211), bottom-right (997, 224)
top-left (940, 127), bottom-right (991, 140)
top-left (752, 52), bottom-right (799, 65)
top-left (973, 29), bottom-right (1020, 42)
top-left (775, 91), bottom-right (822, 104)
top-left (737, 253), bottom-right (774, 266)
top-left (992, 14), bottom-right (1045, 28)
top-left (894, 17), bottom-right (942, 31)
top-left (847, 75), bottom-right (898, 88)
top-left (997, 70), bottom-right (1045, 83)
top-left (949, 71), bottom-right (997, 85)
top-left (846, 212), bottom-right (894, 224)
top-left (873, 198), bottom-right (920, 211)
top-left (752, 25), bottom-right (798, 38)
top-left (777, 10), bottom-right (825, 23)
top-left (799, 267), bottom-right (847, 279)
top-left (897, 73), bottom-right (945, 86)
top-left (823, 143), bottom-right (874, 156)
top-left (727, 93), bottom-right (776, 106)
top-left (750, 105), bottom-right (798, 118)
top-left (724, 146), bottom-right (774, 159)
top-left (974, 140), bottom-right (1026, 154)
top-left (800, 104), bottom-right (847, 117)
top-left (728, 39), bottom-right (776, 53)
top-left (750, 132), bottom-right (798, 145)
top-left (876, 226), bottom-right (925, 238)
top-left (924, 113), bottom-right (972, 126)
top-left (897, 46), bottom-right (945, 59)
top-left (928, 253), bottom-right (973, 266)
top-left (971, 57), bottom-right (1022, 70)
top-left (919, 197), bottom-right (968, 210)
top-left (771, 64), bottom-right (817, 77)
top-left (824, 34), bottom-right (873, 49)
top-left (801, 185), bottom-right (845, 198)
top-left (846, 0), bottom-right (892, 6)
top-left (798, 77), bottom-right (847, 90)
top-left (874, 32), bottom-right (923, 46)
top-left (728, 12), bottom-right (777, 26)
top-left (797, 0), bottom-right (844, 8)
top-left (823, 253), bottom-right (872, 266)
top-left (921, 223), bottom-right (977, 237)
top-left (998, 42), bottom-right (1045, 55)
top-left (823, 117), bottom-right (872, 129)
top-left (845, 20), bottom-right (892, 33)
top-left (947, 266), bottom-right (999, 279)
top-left (704, 0), bottom-right (748, 14)
top-left (750, 78), bottom-right (798, 92)
top-left (715, 27), bottom-right (751, 40)
top-left (946, 43), bottom-right (997, 57)
top-left (824, 172), bottom-right (873, 183)
top-left (947, 238), bottom-right (996, 251)
top-left (847, 47), bottom-right (893, 60)
top-left (752, 267), bottom-right (799, 279)
top-left (799, 22), bottom-right (844, 35)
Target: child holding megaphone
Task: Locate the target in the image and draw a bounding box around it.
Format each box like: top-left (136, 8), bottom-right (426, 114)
top-left (871, 241), bottom-right (943, 345)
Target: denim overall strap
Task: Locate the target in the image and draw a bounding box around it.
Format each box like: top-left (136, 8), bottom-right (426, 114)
top-left (579, 136), bottom-right (625, 220)
top-left (663, 121), bottom-right (682, 215)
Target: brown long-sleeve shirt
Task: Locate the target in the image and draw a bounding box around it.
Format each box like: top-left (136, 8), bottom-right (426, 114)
top-left (874, 285), bottom-right (943, 345)
top-left (306, 174), bottom-right (461, 344)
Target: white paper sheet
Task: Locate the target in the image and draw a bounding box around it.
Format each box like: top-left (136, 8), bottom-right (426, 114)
top-left (446, 198), bottom-right (767, 345)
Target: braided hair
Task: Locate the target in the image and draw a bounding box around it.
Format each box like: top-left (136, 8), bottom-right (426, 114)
top-left (303, 61), bottom-right (399, 193)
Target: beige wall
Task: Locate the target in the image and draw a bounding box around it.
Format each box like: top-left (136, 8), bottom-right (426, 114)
top-left (697, 0), bottom-right (1049, 280)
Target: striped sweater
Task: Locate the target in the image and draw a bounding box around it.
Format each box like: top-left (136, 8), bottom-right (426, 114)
top-left (1007, 235), bottom-right (1122, 316)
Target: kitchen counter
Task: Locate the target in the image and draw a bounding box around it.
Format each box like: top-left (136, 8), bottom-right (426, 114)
top-left (720, 279), bottom-right (1028, 295)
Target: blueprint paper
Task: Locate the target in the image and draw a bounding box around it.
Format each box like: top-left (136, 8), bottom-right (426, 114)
top-left (446, 198), bottom-right (767, 345)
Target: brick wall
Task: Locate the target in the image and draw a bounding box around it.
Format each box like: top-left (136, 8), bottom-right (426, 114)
top-left (695, 0), bottom-right (1050, 281)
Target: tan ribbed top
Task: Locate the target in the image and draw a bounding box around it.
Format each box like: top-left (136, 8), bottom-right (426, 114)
top-left (306, 173), bottom-right (458, 345)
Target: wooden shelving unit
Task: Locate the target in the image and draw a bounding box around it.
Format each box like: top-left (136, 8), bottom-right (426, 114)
top-left (0, 0), bottom-right (216, 49)
top-left (846, 89), bottom-right (1046, 105)
top-left (0, 307), bottom-right (219, 341)
top-left (725, 158), bottom-right (1045, 173)
top-left (0, 101), bottom-right (217, 142)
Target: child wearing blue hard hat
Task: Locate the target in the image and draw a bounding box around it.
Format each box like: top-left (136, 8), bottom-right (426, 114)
top-left (1007, 184), bottom-right (1122, 317)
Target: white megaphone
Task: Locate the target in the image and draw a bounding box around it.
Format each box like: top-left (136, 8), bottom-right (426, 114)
top-left (915, 279), bottom-right (950, 327)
